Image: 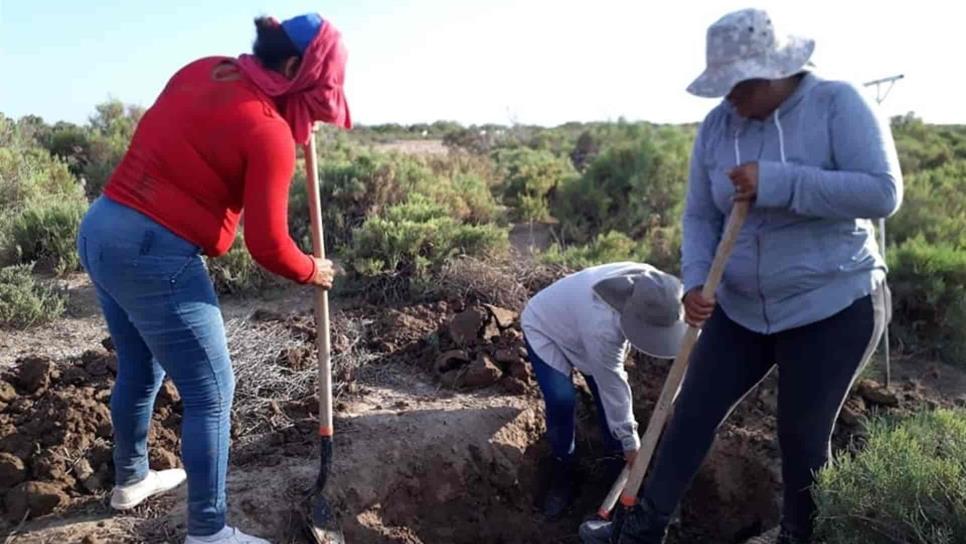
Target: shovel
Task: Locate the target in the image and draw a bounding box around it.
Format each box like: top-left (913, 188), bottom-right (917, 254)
top-left (303, 128), bottom-right (345, 544)
top-left (591, 200), bottom-right (750, 524)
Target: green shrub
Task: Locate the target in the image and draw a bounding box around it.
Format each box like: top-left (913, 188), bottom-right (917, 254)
top-left (345, 195), bottom-right (509, 299)
top-left (541, 231), bottom-right (650, 269)
top-left (814, 409), bottom-right (966, 544)
top-left (887, 159), bottom-right (966, 249)
top-left (492, 147), bottom-right (576, 222)
top-left (552, 127), bottom-right (690, 244)
top-left (289, 145), bottom-right (502, 252)
top-left (10, 199), bottom-right (87, 275)
top-left (0, 264), bottom-right (66, 328)
top-left (887, 238), bottom-right (966, 365)
top-left (206, 234), bottom-right (277, 295)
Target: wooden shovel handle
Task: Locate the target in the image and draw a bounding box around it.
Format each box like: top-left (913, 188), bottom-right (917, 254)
top-left (612, 200), bottom-right (750, 508)
top-left (304, 130), bottom-right (334, 438)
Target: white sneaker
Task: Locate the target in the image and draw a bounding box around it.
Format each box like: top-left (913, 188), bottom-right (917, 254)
top-left (110, 469), bottom-right (187, 510)
top-left (184, 526), bottom-right (271, 544)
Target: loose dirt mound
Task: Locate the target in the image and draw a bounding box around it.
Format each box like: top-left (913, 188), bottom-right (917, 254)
top-left (2, 301), bottom-right (955, 543)
top-left (0, 350), bottom-right (182, 522)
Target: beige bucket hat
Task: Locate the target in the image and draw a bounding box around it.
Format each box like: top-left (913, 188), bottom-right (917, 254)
top-left (687, 8), bottom-right (815, 98)
top-left (593, 267), bottom-right (688, 360)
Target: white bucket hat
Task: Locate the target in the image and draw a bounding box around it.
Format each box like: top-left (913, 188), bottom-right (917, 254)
top-left (592, 267), bottom-right (688, 360)
top-left (687, 8), bottom-right (815, 98)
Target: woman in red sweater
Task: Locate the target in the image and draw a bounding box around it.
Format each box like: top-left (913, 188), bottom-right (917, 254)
top-left (76, 14), bottom-right (349, 544)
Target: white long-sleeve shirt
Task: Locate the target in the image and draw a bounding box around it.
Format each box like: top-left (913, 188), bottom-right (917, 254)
top-left (521, 262), bottom-right (653, 452)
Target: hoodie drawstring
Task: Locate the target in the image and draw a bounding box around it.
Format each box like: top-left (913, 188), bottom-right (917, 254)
top-left (732, 112), bottom-right (787, 165)
top-left (773, 110), bottom-right (786, 164)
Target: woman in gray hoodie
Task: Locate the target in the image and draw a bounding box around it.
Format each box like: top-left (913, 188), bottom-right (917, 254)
top-left (583, 8), bottom-right (901, 544)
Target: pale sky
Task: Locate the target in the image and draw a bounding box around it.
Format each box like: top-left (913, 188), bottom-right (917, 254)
top-left (0, 0), bottom-right (961, 127)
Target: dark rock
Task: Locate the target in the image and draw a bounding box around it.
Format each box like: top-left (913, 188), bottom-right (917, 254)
top-left (149, 449), bottom-right (180, 470)
top-left (0, 453), bottom-right (27, 490)
top-left (494, 348), bottom-right (522, 367)
top-left (0, 380), bottom-right (16, 403)
top-left (100, 337), bottom-right (115, 352)
top-left (483, 304), bottom-right (519, 330)
top-left (857, 379), bottom-right (899, 407)
top-left (156, 380), bottom-right (181, 408)
top-left (508, 360), bottom-right (532, 380)
top-left (4, 481), bottom-right (69, 520)
top-left (14, 357), bottom-right (52, 394)
top-left (449, 308), bottom-right (487, 346)
top-left (435, 350), bottom-right (471, 374)
top-left (500, 376), bottom-right (529, 395)
top-left (460, 354), bottom-right (502, 389)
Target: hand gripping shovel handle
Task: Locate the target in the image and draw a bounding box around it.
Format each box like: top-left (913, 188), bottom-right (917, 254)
top-left (596, 201), bottom-right (750, 518)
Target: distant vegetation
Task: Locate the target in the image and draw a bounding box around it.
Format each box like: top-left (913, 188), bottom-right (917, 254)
top-left (1, 102), bottom-right (964, 367)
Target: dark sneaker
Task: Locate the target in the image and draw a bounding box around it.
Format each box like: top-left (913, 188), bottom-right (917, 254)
top-left (615, 501), bottom-right (670, 544)
top-left (542, 456), bottom-right (576, 520)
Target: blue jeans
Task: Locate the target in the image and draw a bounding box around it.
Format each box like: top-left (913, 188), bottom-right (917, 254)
top-left (525, 337), bottom-right (623, 460)
top-left (77, 196), bottom-right (233, 537)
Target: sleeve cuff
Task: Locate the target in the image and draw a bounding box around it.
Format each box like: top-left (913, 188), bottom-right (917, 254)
top-left (682, 268), bottom-right (708, 294)
top-left (300, 254), bottom-right (317, 284)
top-left (621, 433), bottom-right (641, 452)
top-left (756, 160), bottom-right (793, 208)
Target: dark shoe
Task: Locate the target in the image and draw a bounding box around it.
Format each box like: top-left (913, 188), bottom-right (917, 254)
top-left (615, 501), bottom-right (670, 544)
top-left (776, 527), bottom-right (810, 544)
top-left (542, 456), bottom-right (576, 520)
top-left (578, 518), bottom-right (614, 544)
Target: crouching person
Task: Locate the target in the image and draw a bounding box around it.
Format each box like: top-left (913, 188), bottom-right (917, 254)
top-left (521, 262), bottom-right (687, 520)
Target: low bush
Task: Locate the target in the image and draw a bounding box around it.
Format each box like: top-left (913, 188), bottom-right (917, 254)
top-left (289, 146), bottom-right (501, 253)
top-left (492, 147), bottom-right (576, 222)
top-left (886, 159), bottom-right (966, 249)
top-left (10, 199), bottom-right (87, 275)
top-left (814, 409), bottom-right (966, 544)
top-left (0, 264), bottom-right (66, 328)
top-left (551, 127), bottom-right (690, 244)
top-left (206, 234), bottom-right (277, 295)
top-left (887, 238), bottom-right (966, 365)
top-left (345, 195), bottom-right (509, 300)
top-left (541, 231), bottom-right (650, 270)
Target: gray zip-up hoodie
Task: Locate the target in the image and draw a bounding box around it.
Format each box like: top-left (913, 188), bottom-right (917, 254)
top-left (682, 72), bottom-right (903, 334)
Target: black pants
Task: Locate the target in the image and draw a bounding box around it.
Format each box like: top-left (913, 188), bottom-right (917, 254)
top-left (640, 288), bottom-right (886, 539)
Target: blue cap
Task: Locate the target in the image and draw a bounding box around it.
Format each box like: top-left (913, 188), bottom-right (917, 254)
top-left (281, 13), bottom-right (324, 53)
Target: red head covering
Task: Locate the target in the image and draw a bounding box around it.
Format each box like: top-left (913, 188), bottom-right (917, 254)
top-left (236, 17), bottom-right (351, 145)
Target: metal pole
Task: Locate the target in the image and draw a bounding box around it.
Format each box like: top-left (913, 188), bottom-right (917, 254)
top-left (863, 74), bottom-right (903, 389)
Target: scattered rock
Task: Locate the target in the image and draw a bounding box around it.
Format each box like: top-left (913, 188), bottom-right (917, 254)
top-left (15, 357), bottom-right (52, 394)
top-left (482, 320), bottom-right (501, 343)
top-left (856, 379), bottom-right (899, 407)
top-left (252, 308), bottom-right (287, 322)
top-left (460, 354), bottom-right (502, 389)
top-left (81, 535), bottom-right (103, 544)
top-left (5, 481), bottom-right (69, 520)
top-left (73, 459), bottom-right (95, 483)
top-left (149, 448), bottom-right (180, 470)
top-left (0, 452), bottom-right (27, 490)
top-left (494, 349), bottom-right (522, 366)
top-left (156, 380), bottom-right (181, 408)
top-left (500, 377), bottom-right (529, 396)
top-left (449, 308), bottom-right (487, 346)
top-left (61, 366), bottom-right (90, 386)
top-left (508, 360), bottom-right (531, 381)
top-left (83, 352), bottom-right (112, 377)
top-left (82, 471), bottom-right (105, 493)
top-left (483, 304), bottom-right (518, 330)
top-left (0, 380), bottom-right (15, 403)
top-left (435, 350), bottom-right (471, 374)
top-left (100, 337), bottom-right (115, 353)
top-left (838, 396), bottom-right (867, 427)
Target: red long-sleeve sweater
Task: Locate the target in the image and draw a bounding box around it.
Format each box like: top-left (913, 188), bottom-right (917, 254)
top-left (104, 56), bottom-right (316, 283)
